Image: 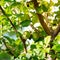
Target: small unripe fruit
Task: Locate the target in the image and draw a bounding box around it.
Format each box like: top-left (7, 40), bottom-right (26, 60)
top-left (23, 31), bottom-right (30, 39)
top-left (32, 32), bottom-right (40, 41)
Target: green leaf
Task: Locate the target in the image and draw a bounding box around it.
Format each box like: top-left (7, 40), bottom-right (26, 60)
top-left (11, 2), bottom-right (21, 7)
top-left (30, 44), bottom-right (36, 50)
top-left (36, 6), bottom-right (43, 14)
top-left (56, 52), bottom-right (60, 59)
top-left (18, 42), bottom-right (24, 51)
top-left (44, 36), bottom-right (51, 47)
top-left (0, 52), bottom-right (11, 60)
top-left (52, 44), bottom-right (60, 52)
top-left (35, 37), bottom-right (44, 42)
top-left (33, 55), bottom-right (38, 60)
top-left (5, 0), bottom-right (14, 2)
top-left (31, 13), bottom-right (39, 24)
top-left (42, 5), bottom-right (48, 12)
top-left (20, 20), bottom-right (31, 27)
top-left (3, 36), bottom-right (14, 43)
top-left (54, 35), bottom-right (60, 44)
top-left (0, 40), bottom-right (2, 44)
top-left (44, 48), bottom-right (50, 53)
top-left (55, 34), bottom-right (60, 41)
top-left (5, 7), bottom-right (12, 15)
top-left (0, 0), bottom-right (5, 6)
top-left (15, 39), bottom-right (20, 45)
top-left (23, 6), bottom-right (28, 14)
top-left (39, 52), bottom-right (45, 59)
top-left (40, 31), bottom-right (47, 37)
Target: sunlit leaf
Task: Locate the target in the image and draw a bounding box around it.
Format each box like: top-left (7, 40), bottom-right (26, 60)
top-left (15, 39), bottom-right (20, 45)
top-left (52, 44), bottom-right (60, 52)
top-left (44, 36), bottom-right (51, 47)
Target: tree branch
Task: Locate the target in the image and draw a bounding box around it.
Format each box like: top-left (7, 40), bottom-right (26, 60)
top-left (0, 6), bottom-right (27, 52)
top-left (53, 23), bottom-right (60, 38)
top-left (32, 0), bottom-right (60, 39)
top-left (32, 0), bottom-right (52, 35)
top-left (0, 6), bottom-right (17, 32)
top-left (2, 38), bottom-right (15, 55)
top-left (37, 14), bottom-right (52, 35)
top-left (30, 24), bottom-right (40, 33)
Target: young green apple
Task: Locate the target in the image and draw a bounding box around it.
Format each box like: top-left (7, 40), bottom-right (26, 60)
top-left (23, 31), bottom-right (30, 39)
top-left (32, 32), bottom-right (40, 41)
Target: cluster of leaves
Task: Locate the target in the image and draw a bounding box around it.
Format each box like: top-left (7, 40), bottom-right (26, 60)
top-left (0, 0), bottom-right (60, 60)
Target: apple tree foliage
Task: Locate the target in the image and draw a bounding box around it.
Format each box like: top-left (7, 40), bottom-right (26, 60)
top-left (0, 0), bottom-right (60, 60)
